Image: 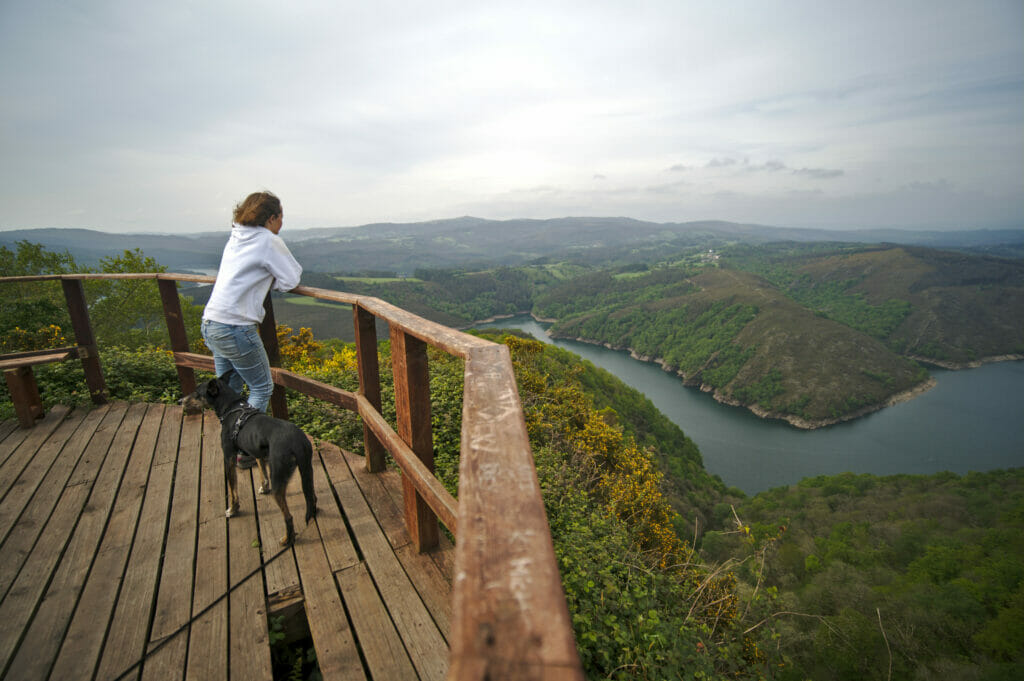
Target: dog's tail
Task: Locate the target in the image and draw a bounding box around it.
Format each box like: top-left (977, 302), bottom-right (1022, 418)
top-left (298, 437), bottom-right (318, 524)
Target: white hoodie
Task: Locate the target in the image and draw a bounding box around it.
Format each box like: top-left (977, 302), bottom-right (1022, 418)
top-left (203, 224), bottom-right (303, 325)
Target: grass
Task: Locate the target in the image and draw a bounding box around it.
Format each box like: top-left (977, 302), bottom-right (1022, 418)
top-left (284, 296), bottom-right (351, 309)
top-left (332, 275), bottom-right (423, 284)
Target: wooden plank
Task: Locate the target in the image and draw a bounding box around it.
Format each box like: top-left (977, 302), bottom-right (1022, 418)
top-left (389, 328), bottom-right (439, 552)
top-left (174, 351), bottom-right (215, 373)
top-left (0, 405), bottom-right (104, 602)
top-left (96, 405), bottom-right (182, 681)
top-left (355, 295), bottom-right (490, 358)
top-left (292, 511), bottom-right (366, 681)
top-left (450, 345), bottom-right (583, 680)
top-left (329, 444), bottom-right (455, 646)
top-left (342, 448), bottom-right (453, 641)
top-left (252, 455), bottom-right (300, 601)
top-left (0, 419), bottom-right (20, 450)
top-left (0, 274), bottom-right (65, 283)
top-left (284, 440), bottom-right (316, 547)
top-left (334, 475), bottom-right (449, 681)
top-left (0, 401), bottom-right (130, 673)
top-left (0, 403), bottom-right (112, 593)
top-left (185, 412), bottom-right (229, 681)
top-left (269, 368), bottom-right (359, 410)
top-left (0, 420), bottom-right (31, 468)
top-left (379, 469), bottom-right (457, 583)
top-left (336, 561), bottom-right (418, 680)
top-left (337, 447), bottom-right (409, 550)
top-left (143, 410), bottom-right (203, 681)
top-left (0, 349), bottom-right (74, 370)
top-left (24, 402), bottom-right (158, 680)
top-left (311, 441), bottom-right (360, 572)
top-left (227, 447), bottom-right (274, 681)
top-left (0, 346), bottom-right (77, 363)
top-left (0, 404), bottom-right (71, 503)
top-left (160, 273), bottom-right (215, 285)
top-left (65, 273), bottom-right (160, 281)
top-left (395, 543), bottom-right (453, 642)
top-left (0, 407), bottom-right (87, 546)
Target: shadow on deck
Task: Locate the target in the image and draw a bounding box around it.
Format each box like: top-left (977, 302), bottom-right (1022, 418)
top-left (0, 401), bottom-right (453, 681)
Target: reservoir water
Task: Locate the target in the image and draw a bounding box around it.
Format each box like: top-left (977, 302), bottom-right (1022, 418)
top-left (480, 316), bottom-right (1024, 494)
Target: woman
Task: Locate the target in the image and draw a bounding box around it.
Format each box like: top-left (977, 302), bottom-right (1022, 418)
top-left (202, 190), bottom-right (302, 446)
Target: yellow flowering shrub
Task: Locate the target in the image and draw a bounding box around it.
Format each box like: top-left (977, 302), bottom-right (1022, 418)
top-left (506, 334), bottom-right (688, 568)
top-left (0, 324), bottom-right (67, 353)
top-left (276, 325), bottom-right (323, 366)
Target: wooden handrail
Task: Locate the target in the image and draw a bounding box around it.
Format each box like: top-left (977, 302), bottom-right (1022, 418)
top-left (0, 272), bottom-right (583, 680)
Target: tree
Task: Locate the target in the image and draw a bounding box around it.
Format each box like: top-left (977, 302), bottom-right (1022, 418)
top-left (1, 243), bottom-right (204, 352)
top-left (84, 249), bottom-right (204, 349)
top-left (0, 241), bottom-right (81, 351)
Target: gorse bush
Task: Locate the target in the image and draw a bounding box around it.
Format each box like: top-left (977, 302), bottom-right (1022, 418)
top-left (0, 323), bottom-right (67, 354)
top-left (500, 333), bottom-right (780, 679)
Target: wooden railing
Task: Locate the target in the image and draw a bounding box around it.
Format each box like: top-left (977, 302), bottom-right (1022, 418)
top-left (0, 273), bottom-right (584, 680)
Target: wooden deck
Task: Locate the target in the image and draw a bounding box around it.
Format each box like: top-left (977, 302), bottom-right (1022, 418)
top-left (0, 402), bottom-right (454, 681)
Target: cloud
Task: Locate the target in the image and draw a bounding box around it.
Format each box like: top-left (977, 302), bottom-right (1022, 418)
top-left (793, 168), bottom-right (845, 179)
top-left (645, 180), bottom-right (690, 195)
top-left (747, 160), bottom-right (787, 173)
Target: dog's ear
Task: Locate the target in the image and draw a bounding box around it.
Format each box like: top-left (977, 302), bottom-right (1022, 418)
top-left (205, 379), bottom-right (220, 398)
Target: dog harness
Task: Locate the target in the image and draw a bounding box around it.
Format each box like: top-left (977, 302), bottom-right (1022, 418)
top-left (222, 402), bottom-right (263, 448)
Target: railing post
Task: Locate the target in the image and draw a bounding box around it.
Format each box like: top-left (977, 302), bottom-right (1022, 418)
top-left (60, 278), bottom-right (107, 405)
top-left (390, 327), bottom-right (438, 552)
top-left (157, 278), bottom-right (196, 396)
top-left (353, 304), bottom-right (386, 472)
top-left (259, 291), bottom-right (288, 419)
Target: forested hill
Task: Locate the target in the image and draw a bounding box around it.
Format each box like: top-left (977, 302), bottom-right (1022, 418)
top-left (268, 242), bottom-right (1023, 428)
top-left (532, 243), bottom-right (1024, 426)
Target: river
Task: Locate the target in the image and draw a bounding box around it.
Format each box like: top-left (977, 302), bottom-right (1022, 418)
top-left (479, 316), bottom-right (1024, 495)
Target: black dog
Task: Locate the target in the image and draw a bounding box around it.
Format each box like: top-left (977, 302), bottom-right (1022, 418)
top-left (181, 373), bottom-right (317, 546)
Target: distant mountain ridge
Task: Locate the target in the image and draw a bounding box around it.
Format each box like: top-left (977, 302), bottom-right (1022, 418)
top-left (2, 218), bottom-right (1021, 272)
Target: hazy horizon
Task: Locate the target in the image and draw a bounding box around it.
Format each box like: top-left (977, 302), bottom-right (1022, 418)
top-left (2, 215), bottom-right (1021, 239)
top-left (2, 1), bottom-right (1022, 234)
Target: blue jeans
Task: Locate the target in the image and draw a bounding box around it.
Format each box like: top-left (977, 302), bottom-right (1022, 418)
top-left (201, 319), bottom-right (274, 412)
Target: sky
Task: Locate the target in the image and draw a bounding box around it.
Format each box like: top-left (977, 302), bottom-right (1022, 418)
top-left (1, 0), bottom-right (1022, 234)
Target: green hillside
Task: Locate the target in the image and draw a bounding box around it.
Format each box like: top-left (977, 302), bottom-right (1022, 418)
top-left (537, 265), bottom-right (929, 427)
top-left (727, 243), bottom-right (1024, 367)
top-left (711, 469), bottom-right (1024, 680)
top-left (531, 244), bottom-right (1023, 427)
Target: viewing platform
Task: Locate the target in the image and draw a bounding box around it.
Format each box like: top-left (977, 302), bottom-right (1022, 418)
top-left (0, 273), bottom-right (584, 681)
top-left (0, 402), bottom-right (451, 680)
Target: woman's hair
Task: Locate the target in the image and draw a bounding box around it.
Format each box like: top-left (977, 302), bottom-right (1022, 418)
top-left (232, 191), bottom-right (282, 227)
